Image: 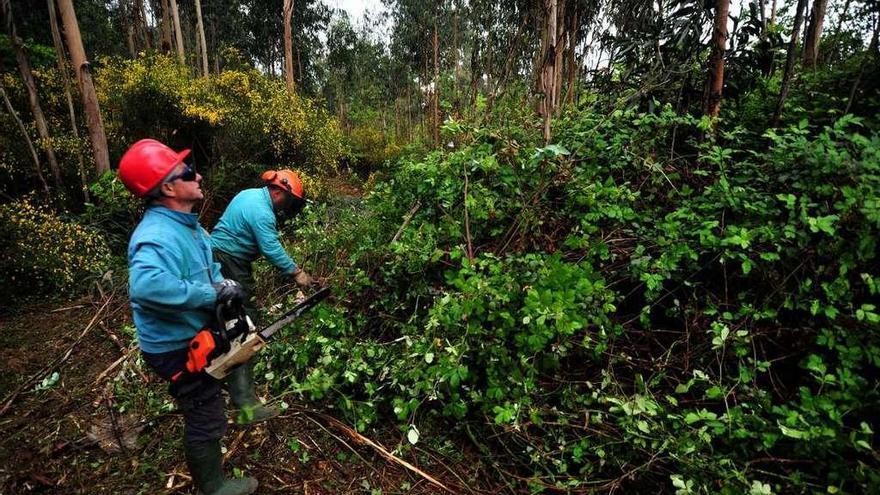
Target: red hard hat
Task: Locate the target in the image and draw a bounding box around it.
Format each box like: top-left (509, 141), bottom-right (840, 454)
top-left (261, 169), bottom-right (304, 199)
top-left (118, 139), bottom-right (191, 197)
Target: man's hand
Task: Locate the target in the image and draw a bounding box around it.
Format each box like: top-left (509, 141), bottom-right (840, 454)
top-left (213, 279), bottom-right (245, 306)
top-left (292, 268), bottom-right (314, 288)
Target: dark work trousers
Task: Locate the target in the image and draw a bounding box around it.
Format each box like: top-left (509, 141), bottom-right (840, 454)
top-left (142, 348), bottom-right (227, 446)
top-left (213, 249), bottom-right (260, 326)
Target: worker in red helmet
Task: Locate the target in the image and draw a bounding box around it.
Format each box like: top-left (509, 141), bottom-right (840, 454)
top-left (119, 139), bottom-right (258, 495)
top-left (210, 169), bottom-right (314, 424)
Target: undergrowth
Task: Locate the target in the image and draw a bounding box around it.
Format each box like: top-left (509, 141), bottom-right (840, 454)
top-left (261, 106), bottom-right (880, 493)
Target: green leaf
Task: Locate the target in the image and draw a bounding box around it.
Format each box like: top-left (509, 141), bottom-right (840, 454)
top-left (779, 424), bottom-right (808, 439)
top-left (407, 426), bottom-right (420, 445)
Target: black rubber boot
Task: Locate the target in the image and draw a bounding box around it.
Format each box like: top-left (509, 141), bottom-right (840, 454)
top-left (226, 362), bottom-right (279, 425)
top-left (185, 439), bottom-right (258, 495)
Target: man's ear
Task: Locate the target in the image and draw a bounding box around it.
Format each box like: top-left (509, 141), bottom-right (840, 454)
top-left (160, 181), bottom-right (176, 198)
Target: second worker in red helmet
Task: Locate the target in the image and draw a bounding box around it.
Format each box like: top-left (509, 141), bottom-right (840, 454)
top-left (209, 169), bottom-right (314, 425)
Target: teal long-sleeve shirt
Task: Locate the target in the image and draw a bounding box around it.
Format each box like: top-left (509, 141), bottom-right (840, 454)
top-left (210, 187), bottom-right (297, 274)
top-left (128, 205), bottom-right (222, 353)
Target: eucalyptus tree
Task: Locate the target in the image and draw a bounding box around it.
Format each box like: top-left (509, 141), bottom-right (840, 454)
top-left (193, 0), bottom-right (208, 75)
top-left (1, 0), bottom-right (63, 188)
top-left (57, 0), bottom-right (110, 174)
top-left (804, 0), bottom-right (828, 66)
top-left (772, 0), bottom-right (808, 127)
top-left (283, 0), bottom-right (294, 91)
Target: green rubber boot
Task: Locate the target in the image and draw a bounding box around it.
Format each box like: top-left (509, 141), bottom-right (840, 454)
top-left (226, 362), bottom-right (279, 425)
top-left (185, 439), bottom-right (258, 495)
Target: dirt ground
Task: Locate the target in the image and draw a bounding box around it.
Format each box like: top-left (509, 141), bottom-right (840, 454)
top-left (0, 294), bottom-right (485, 495)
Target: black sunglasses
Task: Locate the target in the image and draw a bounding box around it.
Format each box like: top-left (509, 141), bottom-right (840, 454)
top-left (165, 163), bottom-right (197, 183)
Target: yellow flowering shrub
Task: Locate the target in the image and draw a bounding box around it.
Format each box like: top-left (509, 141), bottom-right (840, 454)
top-left (95, 54), bottom-right (344, 178)
top-left (0, 198), bottom-right (110, 297)
top-left (348, 123), bottom-right (402, 172)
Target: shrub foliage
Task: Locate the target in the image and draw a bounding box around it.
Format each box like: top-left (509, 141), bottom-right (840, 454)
top-left (267, 108), bottom-right (880, 493)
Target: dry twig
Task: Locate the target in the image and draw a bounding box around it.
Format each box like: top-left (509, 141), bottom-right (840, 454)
top-left (288, 405), bottom-right (455, 493)
top-left (0, 294), bottom-right (114, 415)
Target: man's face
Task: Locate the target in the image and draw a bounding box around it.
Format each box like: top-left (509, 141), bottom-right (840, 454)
top-left (162, 162), bottom-right (204, 203)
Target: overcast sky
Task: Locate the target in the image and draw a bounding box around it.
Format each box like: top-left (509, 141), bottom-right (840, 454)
top-left (328, 0), bottom-right (386, 26)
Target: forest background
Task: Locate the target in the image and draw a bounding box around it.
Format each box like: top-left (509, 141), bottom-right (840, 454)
top-left (0, 0), bottom-right (879, 493)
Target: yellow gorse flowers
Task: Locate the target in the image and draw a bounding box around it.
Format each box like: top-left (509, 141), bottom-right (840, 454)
top-left (0, 198), bottom-right (110, 294)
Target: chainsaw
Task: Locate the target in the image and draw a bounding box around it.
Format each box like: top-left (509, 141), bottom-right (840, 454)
top-left (174, 287), bottom-right (331, 381)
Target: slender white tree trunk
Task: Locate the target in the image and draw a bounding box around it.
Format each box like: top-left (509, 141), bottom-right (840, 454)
top-left (283, 0), bottom-right (295, 91)
top-left (194, 0), bottom-right (208, 75)
top-left (170, 0), bottom-right (184, 64)
top-left (48, 0), bottom-right (88, 201)
top-left (57, 0), bottom-right (110, 174)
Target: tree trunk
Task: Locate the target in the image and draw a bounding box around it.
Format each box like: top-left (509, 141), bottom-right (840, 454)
top-left (0, 80), bottom-right (48, 195)
top-left (121, 0), bottom-right (136, 57)
top-left (131, 0), bottom-right (142, 52)
top-left (194, 0), bottom-right (208, 76)
top-left (160, 0), bottom-right (172, 53)
top-left (57, 0), bottom-right (110, 174)
top-left (772, 0), bottom-right (809, 125)
top-left (432, 9), bottom-right (440, 147)
top-left (211, 12), bottom-right (218, 73)
top-left (48, 0), bottom-right (88, 201)
top-left (803, 0), bottom-right (827, 67)
top-left (563, 6), bottom-right (579, 107)
top-left (771, 0), bottom-right (808, 127)
top-left (136, 0), bottom-right (152, 50)
top-left (2, 0), bottom-right (63, 189)
top-left (469, 30), bottom-right (480, 109)
top-left (705, 0), bottom-right (730, 118)
top-left (552, 0), bottom-right (566, 117)
top-left (845, 16), bottom-right (879, 115)
top-left (283, 0), bottom-right (295, 91)
top-left (452, 6), bottom-right (459, 113)
top-left (169, 0), bottom-right (185, 64)
top-left (541, 0), bottom-right (559, 144)
top-left (296, 40), bottom-right (303, 82)
top-left (770, 0), bottom-right (777, 25)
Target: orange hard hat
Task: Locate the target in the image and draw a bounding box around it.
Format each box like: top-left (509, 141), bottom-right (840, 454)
top-left (261, 169), bottom-right (304, 199)
top-left (118, 139), bottom-right (191, 197)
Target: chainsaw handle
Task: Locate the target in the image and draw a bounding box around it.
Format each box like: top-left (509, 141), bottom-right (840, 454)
top-left (215, 304), bottom-right (229, 342)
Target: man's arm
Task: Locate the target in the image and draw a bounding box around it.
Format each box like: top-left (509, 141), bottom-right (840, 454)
top-left (251, 212), bottom-right (297, 274)
top-left (202, 227), bottom-right (225, 282)
top-left (129, 241), bottom-right (218, 311)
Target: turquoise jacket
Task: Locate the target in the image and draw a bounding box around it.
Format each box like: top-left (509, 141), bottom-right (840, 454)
top-left (210, 187), bottom-right (297, 274)
top-left (128, 205), bottom-right (222, 353)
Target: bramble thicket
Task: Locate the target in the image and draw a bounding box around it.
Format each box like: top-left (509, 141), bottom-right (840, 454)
top-left (1, 0), bottom-right (879, 493)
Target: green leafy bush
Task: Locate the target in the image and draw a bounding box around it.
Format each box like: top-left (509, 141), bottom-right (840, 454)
top-left (261, 107), bottom-right (880, 492)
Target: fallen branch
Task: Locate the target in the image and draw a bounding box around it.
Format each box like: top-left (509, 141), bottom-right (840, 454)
top-left (390, 200), bottom-right (422, 244)
top-left (300, 414), bottom-right (377, 475)
top-left (223, 430), bottom-right (247, 462)
top-left (50, 304), bottom-right (86, 313)
top-left (93, 346), bottom-right (136, 384)
top-left (0, 294), bottom-right (114, 416)
top-left (289, 405), bottom-right (455, 494)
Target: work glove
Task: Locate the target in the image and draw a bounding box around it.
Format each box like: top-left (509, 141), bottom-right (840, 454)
top-left (213, 279), bottom-right (245, 306)
top-left (292, 268), bottom-right (314, 288)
